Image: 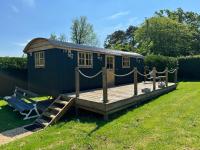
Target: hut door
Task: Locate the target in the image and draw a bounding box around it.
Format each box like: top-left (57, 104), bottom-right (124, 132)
top-left (106, 55), bottom-right (115, 87)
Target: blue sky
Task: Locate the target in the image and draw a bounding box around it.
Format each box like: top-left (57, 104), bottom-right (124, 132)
top-left (0, 0), bottom-right (199, 56)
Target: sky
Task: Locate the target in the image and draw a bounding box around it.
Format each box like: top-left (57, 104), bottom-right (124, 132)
top-left (0, 0), bottom-right (200, 57)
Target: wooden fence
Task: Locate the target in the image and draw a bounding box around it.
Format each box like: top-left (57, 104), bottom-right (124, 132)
top-left (75, 67), bottom-right (178, 104)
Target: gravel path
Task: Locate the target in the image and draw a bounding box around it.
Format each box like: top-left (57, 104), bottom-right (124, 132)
top-left (0, 125), bottom-right (33, 145)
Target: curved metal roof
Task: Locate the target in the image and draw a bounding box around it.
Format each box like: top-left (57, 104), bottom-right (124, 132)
top-left (24, 38), bottom-right (144, 58)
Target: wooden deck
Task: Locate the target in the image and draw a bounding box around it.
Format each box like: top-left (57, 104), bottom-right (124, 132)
top-left (63, 82), bottom-right (177, 119)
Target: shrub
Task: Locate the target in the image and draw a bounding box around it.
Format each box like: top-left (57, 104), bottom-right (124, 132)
top-left (0, 57), bottom-right (27, 70)
top-left (144, 55), bottom-right (178, 71)
top-left (178, 55), bottom-right (200, 80)
top-left (0, 57), bottom-right (28, 96)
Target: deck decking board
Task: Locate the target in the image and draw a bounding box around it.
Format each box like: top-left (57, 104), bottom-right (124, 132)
top-left (63, 82), bottom-right (176, 118)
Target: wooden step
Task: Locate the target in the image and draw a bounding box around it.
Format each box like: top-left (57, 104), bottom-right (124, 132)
top-left (48, 106), bottom-right (62, 112)
top-left (55, 100), bottom-right (68, 105)
top-left (34, 96), bottom-right (75, 129)
top-left (36, 119), bottom-right (49, 127)
top-left (43, 112), bottom-right (56, 119)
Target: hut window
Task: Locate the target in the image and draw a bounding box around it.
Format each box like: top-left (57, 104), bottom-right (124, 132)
top-left (35, 51), bottom-right (45, 68)
top-left (122, 56), bottom-right (130, 68)
top-left (78, 52), bottom-right (93, 68)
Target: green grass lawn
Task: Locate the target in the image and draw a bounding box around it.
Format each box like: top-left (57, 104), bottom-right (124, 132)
top-left (0, 100), bottom-right (34, 132)
top-left (0, 96), bottom-right (50, 132)
top-left (1, 82), bottom-right (200, 149)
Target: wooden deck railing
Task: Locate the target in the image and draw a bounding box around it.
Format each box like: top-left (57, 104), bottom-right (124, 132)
top-left (75, 67), bottom-right (178, 104)
top-left (102, 67), bottom-right (108, 103)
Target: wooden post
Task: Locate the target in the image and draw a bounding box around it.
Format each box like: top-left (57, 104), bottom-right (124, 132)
top-left (134, 67), bottom-right (138, 96)
top-left (153, 67), bottom-right (156, 91)
top-left (174, 68), bottom-right (178, 83)
top-left (144, 66), bottom-right (147, 83)
top-left (165, 67), bottom-right (168, 87)
top-left (102, 67), bottom-right (108, 103)
top-left (75, 67), bottom-right (80, 98)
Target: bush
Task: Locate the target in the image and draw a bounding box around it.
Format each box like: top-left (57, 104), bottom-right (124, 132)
top-left (144, 55), bottom-right (178, 71)
top-left (0, 57), bottom-right (27, 70)
top-left (0, 57), bottom-right (28, 96)
top-left (178, 55), bottom-right (200, 80)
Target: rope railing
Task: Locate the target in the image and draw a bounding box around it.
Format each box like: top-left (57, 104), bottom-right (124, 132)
top-left (112, 70), bottom-right (134, 77)
top-left (75, 66), bottom-right (178, 104)
top-left (168, 69), bottom-right (176, 74)
top-left (137, 71), bottom-right (151, 77)
top-left (78, 70), bottom-right (102, 79)
top-left (156, 70), bottom-right (166, 74)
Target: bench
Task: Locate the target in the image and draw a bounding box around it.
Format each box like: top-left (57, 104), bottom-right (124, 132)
top-left (4, 87), bottom-right (40, 120)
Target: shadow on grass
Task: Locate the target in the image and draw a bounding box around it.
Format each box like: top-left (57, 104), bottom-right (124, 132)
top-left (58, 90), bottom-right (173, 136)
top-left (0, 101), bottom-right (34, 133)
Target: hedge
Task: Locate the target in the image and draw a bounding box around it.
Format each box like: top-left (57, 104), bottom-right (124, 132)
top-left (144, 55), bottom-right (178, 71)
top-left (144, 55), bottom-right (200, 81)
top-left (0, 57), bottom-right (27, 70)
top-left (0, 57), bottom-right (28, 96)
top-left (178, 55), bottom-right (200, 80)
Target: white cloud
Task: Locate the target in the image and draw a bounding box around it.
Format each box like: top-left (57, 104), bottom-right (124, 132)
top-left (22, 0), bottom-right (35, 7)
top-left (107, 11), bottom-right (130, 20)
top-left (14, 39), bottom-right (31, 47)
top-left (111, 17), bottom-right (141, 31)
top-left (11, 5), bottom-right (19, 13)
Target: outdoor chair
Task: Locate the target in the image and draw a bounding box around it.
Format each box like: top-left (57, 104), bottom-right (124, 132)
top-left (4, 87), bottom-right (40, 120)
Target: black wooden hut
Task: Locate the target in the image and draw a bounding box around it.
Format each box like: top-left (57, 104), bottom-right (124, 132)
top-left (24, 38), bottom-right (144, 96)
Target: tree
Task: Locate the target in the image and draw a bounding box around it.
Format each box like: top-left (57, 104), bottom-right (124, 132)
top-left (70, 16), bottom-right (99, 46)
top-left (135, 17), bottom-right (194, 56)
top-left (58, 34), bottom-right (66, 42)
top-left (49, 33), bottom-right (67, 42)
top-left (49, 33), bottom-right (57, 41)
top-left (104, 25), bottom-right (138, 51)
top-left (155, 8), bottom-right (200, 29)
top-left (104, 30), bottom-right (126, 49)
top-left (155, 8), bottom-right (200, 55)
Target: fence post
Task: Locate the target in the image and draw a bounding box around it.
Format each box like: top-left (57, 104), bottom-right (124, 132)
top-left (144, 66), bottom-right (147, 83)
top-left (75, 67), bottom-right (80, 98)
top-left (174, 68), bottom-right (178, 83)
top-left (165, 67), bottom-right (168, 87)
top-left (102, 67), bottom-right (108, 103)
top-left (153, 67), bottom-right (156, 91)
top-left (134, 67), bottom-right (138, 96)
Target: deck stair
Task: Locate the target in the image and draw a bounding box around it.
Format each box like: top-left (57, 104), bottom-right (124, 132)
top-left (34, 96), bottom-right (75, 128)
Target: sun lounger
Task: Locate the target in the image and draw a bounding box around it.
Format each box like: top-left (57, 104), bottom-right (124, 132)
top-left (4, 87), bottom-right (40, 120)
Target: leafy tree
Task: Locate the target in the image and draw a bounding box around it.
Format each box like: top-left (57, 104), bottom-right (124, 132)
top-left (104, 25), bottom-right (138, 51)
top-left (58, 34), bottom-right (66, 42)
top-left (155, 8), bottom-right (200, 29)
top-left (155, 8), bottom-right (200, 54)
top-left (70, 16), bottom-right (99, 46)
top-left (135, 17), bottom-right (194, 56)
top-left (49, 33), bottom-right (58, 41)
top-left (49, 33), bottom-right (67, 42)
top-left (104, 30), bottom-right (126, 49)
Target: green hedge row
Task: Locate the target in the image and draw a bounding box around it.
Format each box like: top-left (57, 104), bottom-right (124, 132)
top-left (144, 55), bottom-right (178, 71)
top-left (144, 55), bottom-right (200, 81)
top-left (0, 57), bottom-right (28, 96)
top-left (0, 57), bottom-right (27, 70)
top-left (178, 55), bottom-right (200, 80)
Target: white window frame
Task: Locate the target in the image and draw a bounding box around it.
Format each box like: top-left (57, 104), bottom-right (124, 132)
top-left (122, 56), bottom-right (130, 68)
top-left (78, 52), bottom-right (93, 68)
top-left (34, 51), bottom-right (45, 68)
